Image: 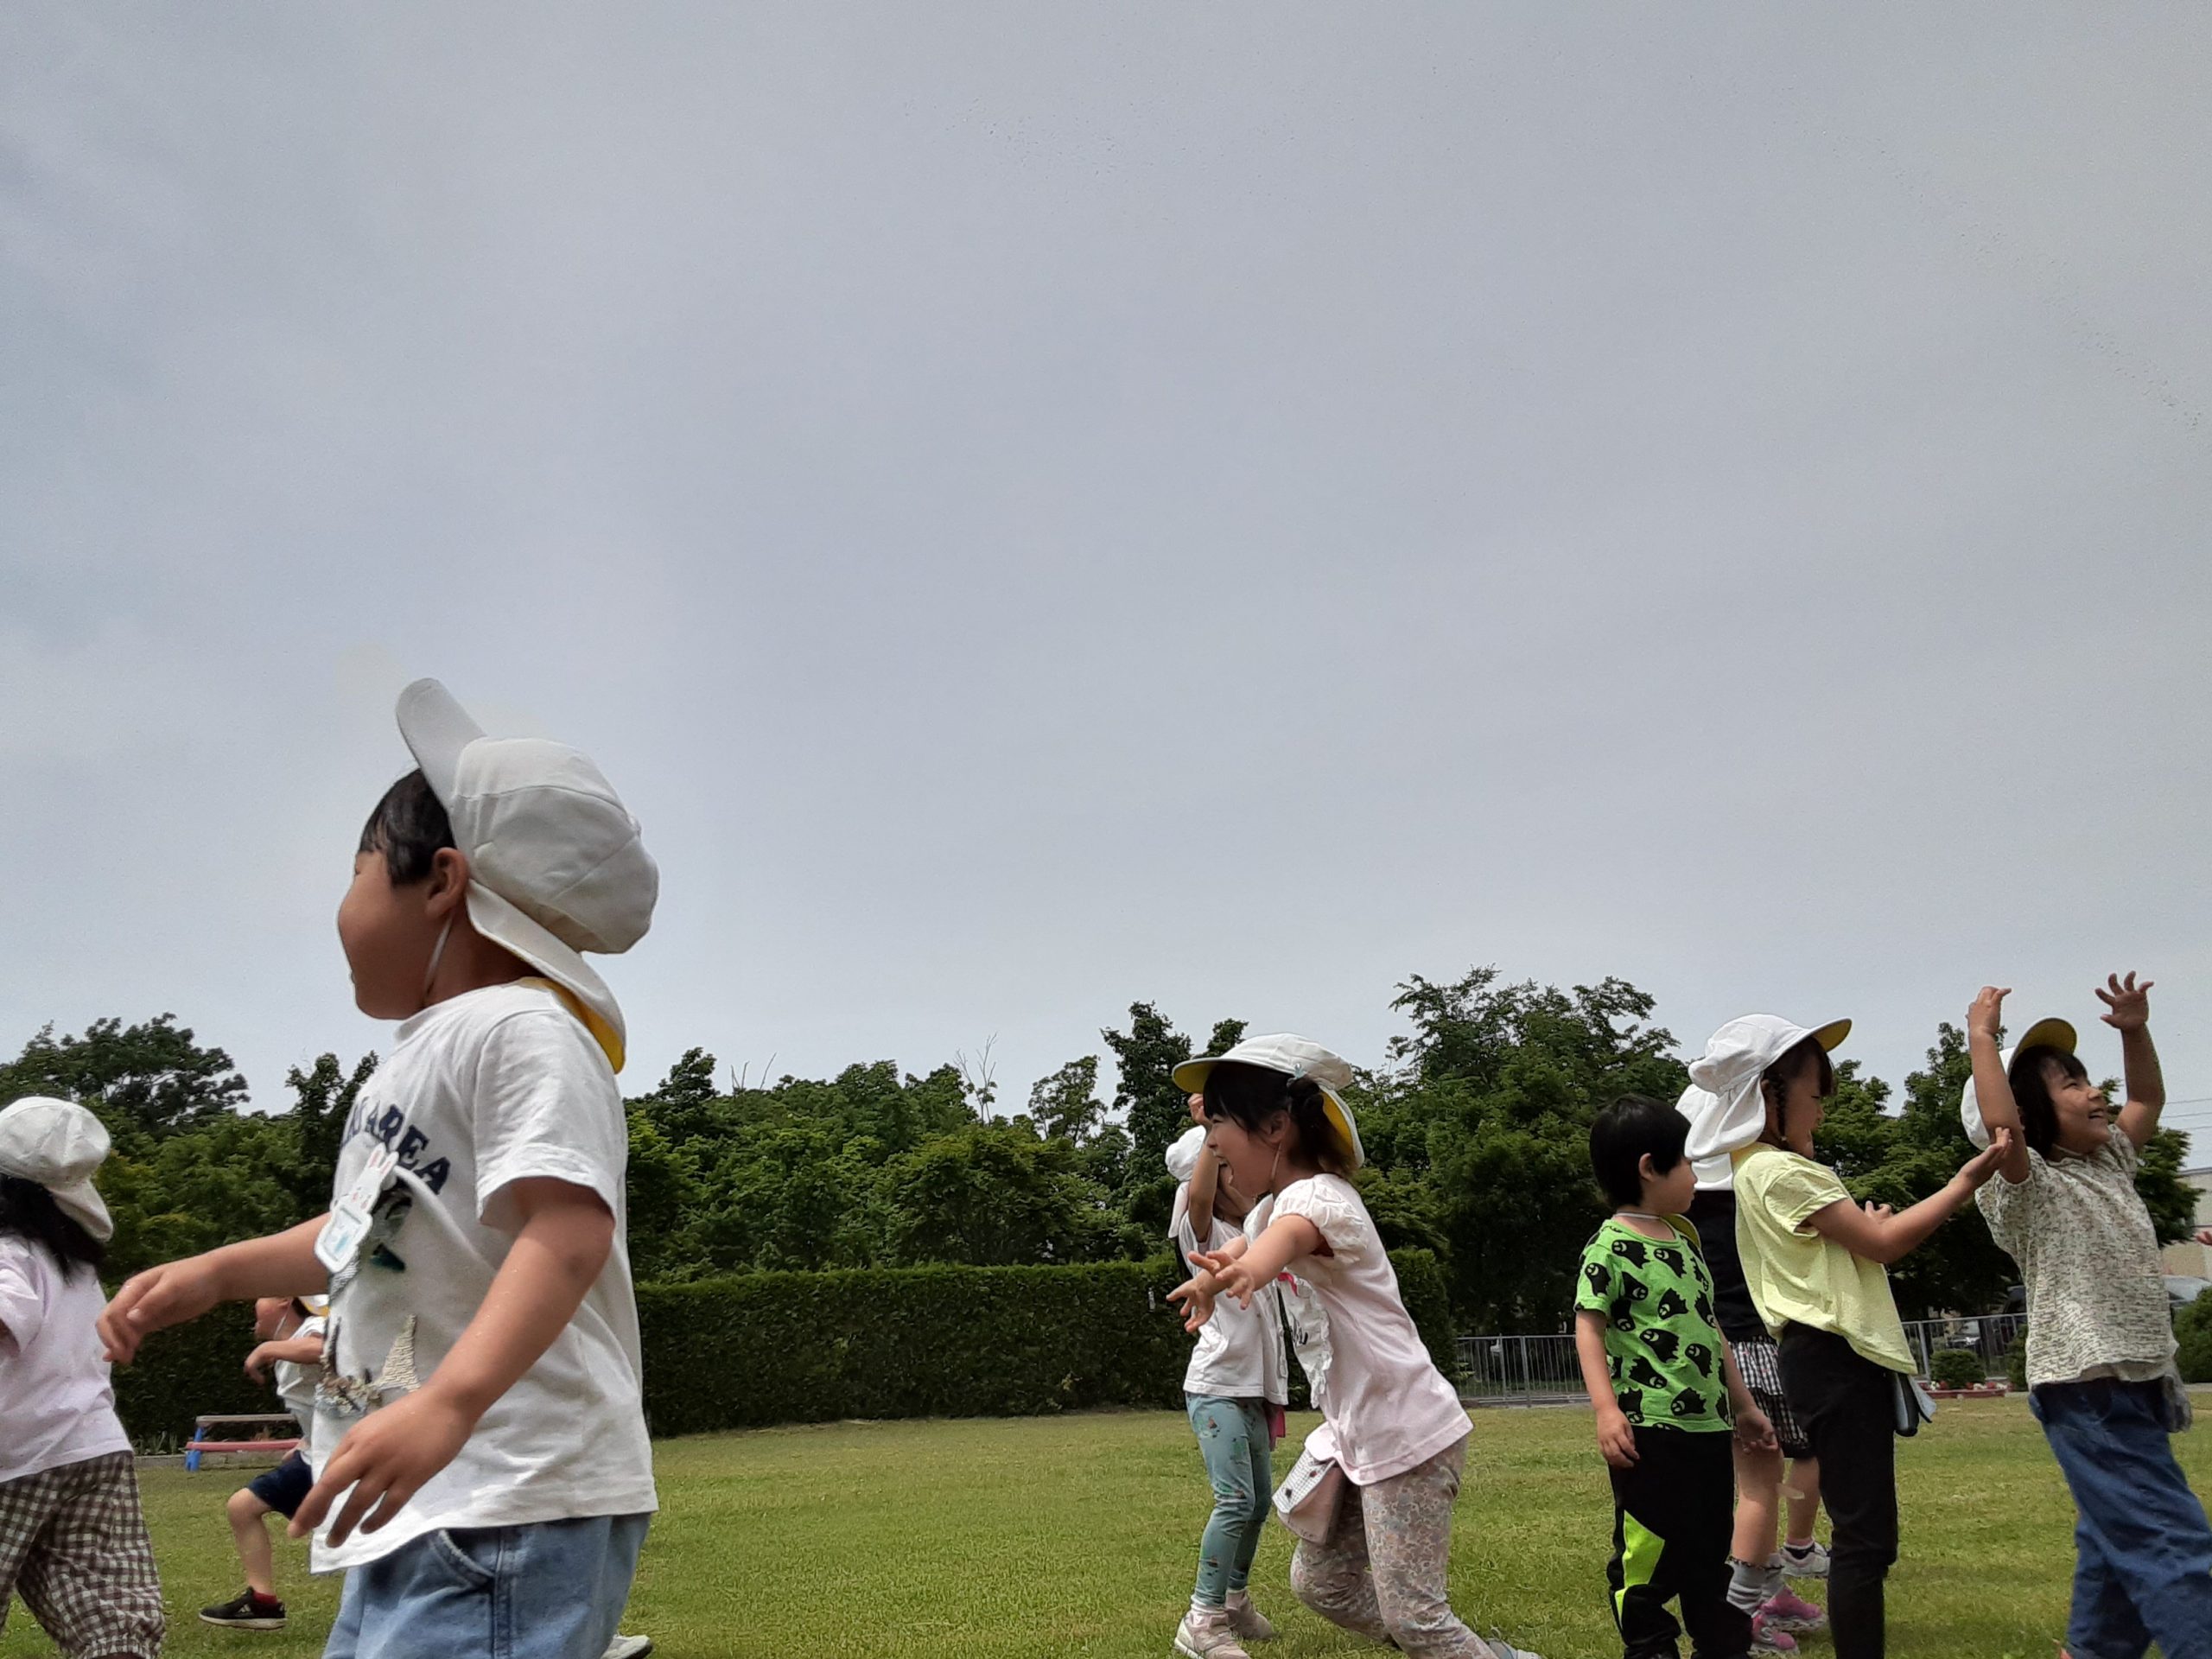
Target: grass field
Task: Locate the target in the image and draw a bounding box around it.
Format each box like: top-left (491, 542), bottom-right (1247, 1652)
top-left (5, 1399), bottom-right (2202, 1657)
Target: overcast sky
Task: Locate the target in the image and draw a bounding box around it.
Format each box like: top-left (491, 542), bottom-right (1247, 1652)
top-left (5, 6), bottom-right (2209, 1152)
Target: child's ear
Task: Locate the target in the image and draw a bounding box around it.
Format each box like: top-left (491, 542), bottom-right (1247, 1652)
top-left (1636, 1152), bottom-right (1657, 1188)
top-left (423, 846), bottom-right (472, 915)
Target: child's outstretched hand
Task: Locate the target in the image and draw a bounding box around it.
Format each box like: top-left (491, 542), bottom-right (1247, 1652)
top-left (245, 1343), bottom-right (283, 1383)
top-left (289, 1386), bottom-right (476, 1546)
top-left (1594, 1404), bottom-right (1638, 1470)
top-left (99, 1256), bottom-right (225, 1364)
top-left (1967, 986), bottom-right (2009, 1044)
top-left (1203, 1252), bottom-right (1267, 1309)
top-left (1167, 1272), bottom-right (1217, 1332)
top-left (1959, 1126), bottom-right (2014, 1190)
top-left (2096, 972), bottom-right (2153, 1032)
top-left (1732, 1404), bottom-right (1778, 1454)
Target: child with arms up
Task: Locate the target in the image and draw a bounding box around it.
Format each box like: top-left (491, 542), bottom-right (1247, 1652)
top-left (1963, 976), bottom-right (2212, 1659)
top-left (101, 679), bottom-right (659, 1659)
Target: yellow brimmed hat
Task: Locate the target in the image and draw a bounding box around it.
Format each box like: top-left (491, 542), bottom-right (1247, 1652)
top-left (1960, 1017), bottom-right (2077, 1149)
top-left (1173, 1033), bottom-right (1364, 1172)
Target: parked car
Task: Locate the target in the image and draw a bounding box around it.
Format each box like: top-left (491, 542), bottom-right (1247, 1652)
top-left (2165, 1274), bottom-right (2212, 1311)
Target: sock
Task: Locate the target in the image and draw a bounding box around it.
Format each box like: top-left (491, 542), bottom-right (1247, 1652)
top-left (1783, 1535), bottom-right (1816, 1554)
top-left (1727, 1556), bottom-right (1769, 1613)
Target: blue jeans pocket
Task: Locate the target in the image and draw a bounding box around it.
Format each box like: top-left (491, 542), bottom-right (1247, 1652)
top-left (423, 1527), bottom-right (498, 1592)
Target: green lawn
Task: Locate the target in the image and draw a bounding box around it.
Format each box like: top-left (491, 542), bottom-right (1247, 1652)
top-left (6, 1399), bottom-right (2202, 1657)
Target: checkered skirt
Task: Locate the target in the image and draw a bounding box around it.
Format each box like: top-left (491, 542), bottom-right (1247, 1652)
top-left (0, 1450), bottom-right (165, 1659)
top-left (1729, 1336), bottom-right (1811, 1459)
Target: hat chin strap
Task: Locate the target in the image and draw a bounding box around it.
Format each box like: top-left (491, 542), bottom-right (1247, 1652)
top-left (422, 915), bottom-right (455, 1000)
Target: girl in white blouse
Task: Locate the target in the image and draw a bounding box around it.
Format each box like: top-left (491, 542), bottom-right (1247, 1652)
top-left (1171, 1036), bottom-right (1539, 1659)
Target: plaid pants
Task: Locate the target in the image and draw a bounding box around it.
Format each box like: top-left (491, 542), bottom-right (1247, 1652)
top-left (0, 1451), bottom-right (164, 1658)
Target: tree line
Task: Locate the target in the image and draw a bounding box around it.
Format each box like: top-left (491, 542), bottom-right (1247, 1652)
top-left (3, 967), bottom-right (2195, 1332)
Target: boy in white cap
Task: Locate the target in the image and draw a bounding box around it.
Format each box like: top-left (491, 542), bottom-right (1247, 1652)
top-left (200, 1293), bottom-right (329, 1630)
top-left (0, 1095), bottom-right (166, 1659)
top-left (101, 679), bottom-right (659, 1659)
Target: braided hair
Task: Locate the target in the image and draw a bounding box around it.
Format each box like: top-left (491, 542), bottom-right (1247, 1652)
top-left (1198, 1061), bottom-right (1353, 1175)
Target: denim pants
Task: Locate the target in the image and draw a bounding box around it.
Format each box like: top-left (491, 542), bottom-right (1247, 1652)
top-left (324, 1513), bottom-right (650, 1659)
top-left (1186, 1395), bottom-right (1273, 1606)
top-left (2030, 1379), bottom-right (2212, 1659)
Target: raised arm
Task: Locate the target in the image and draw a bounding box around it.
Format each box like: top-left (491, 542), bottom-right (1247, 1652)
top-left (1185, 1107), bottom-right (1223, 1243)
top-left (2098, 973), bottom-right (2164, 1149)
top-left (1805, 1130), bottom-right (2012, 1265)
top-left (1966, 987), bottom-right (2031, 1185)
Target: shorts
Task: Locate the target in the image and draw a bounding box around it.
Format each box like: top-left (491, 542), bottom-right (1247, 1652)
top-left (0, 1450), bottom-right (166, 1659)
top-left (246, 1450), bottom-right (314, 1519)
top-left (1731, 1336), bottom-right (1811, 1459)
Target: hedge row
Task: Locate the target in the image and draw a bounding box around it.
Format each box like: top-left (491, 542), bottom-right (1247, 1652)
top-left (114, 1250), bottom-right (1462, 1446)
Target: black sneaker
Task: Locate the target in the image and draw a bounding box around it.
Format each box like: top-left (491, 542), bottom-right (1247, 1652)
top-left (200, 1589), bottom-right (287, 1630)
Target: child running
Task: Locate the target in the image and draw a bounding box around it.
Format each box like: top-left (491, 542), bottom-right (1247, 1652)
top-left (1700, 1013), bottom-right (2009, 1659)
top-left (1166, 1106), bottom-right (1289, 1659)
top-left (100, 677), bottom-right (660, 1659)
top-left (1573, 1095), bottom-right (1783, 1659)
top-left (0, 1095), bottom-right (165, 1659)
top-left (1962, 976), bottom-right (2212, 1659)
top-left (200, 1294), bottom-right (328, 1630)
top-left (1170, 1035), bottom-right (1539, 1659)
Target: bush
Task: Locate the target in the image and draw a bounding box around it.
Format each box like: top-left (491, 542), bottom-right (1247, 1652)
top-left (1929, 1348), bottom-right (1984, 1389)
top-left (112, 1249), bottom-right (1465, 1446)
top-left (2177, 1289), bottom-right (2212, 1385)
top-left (2005, 1327), bottom-right (2028, 1391)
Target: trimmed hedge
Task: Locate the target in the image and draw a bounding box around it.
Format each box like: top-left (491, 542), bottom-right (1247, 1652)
top-left (2178, 1289), bottom-right (2212, 1386)
top-left (114, 1251), bottom-right (1465, 1446)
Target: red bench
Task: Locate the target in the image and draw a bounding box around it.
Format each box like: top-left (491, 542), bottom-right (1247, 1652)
top-left (184, 1413), bottom-right (302, 1472)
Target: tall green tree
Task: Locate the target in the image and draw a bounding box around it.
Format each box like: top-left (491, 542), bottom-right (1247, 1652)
top-left (0, 1014), bottom-right (248, 1148)
top-left (1027, 1057), bottom-right (1105, 1143)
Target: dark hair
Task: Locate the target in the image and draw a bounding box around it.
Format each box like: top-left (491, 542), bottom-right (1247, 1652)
top-left (2009, 1044), bottom-right (2091, 1158)
top-left (1199, 1061), bottom-right (1352, 1175)
top-left (1760, 1037), bottom-right (1836, 1126)
top-left (1589, 1094), bottom-right (1690, 1211)
top-left (0, 1175), bottom-right (106, 1281)
top-left (359, 769), bottom-right (455, 885)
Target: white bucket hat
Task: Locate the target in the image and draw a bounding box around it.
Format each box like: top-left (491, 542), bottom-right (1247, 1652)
top-left (397, 679), bottom-right (658, 1072)
top-left (1679, 1014), bottom-right (1851, 1187)
top-left (1165, 1123), bottom-right (1208, 1183)
top-left (0, 1096), bottom-right (115, 1241)
top-left (1172, 1033), bottom-right (1364, 1171)
top-left (1959, 1016), bottom-right (2077, 1149)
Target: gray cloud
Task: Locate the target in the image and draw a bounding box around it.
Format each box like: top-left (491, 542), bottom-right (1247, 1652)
top-left (4, 6), bottom-right (2209, 1144)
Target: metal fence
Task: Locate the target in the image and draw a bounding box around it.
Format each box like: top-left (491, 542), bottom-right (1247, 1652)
top-left (1455, 1313), bottom-right (2028, 1406)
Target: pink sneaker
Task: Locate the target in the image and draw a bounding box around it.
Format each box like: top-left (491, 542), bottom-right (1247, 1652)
top-left (1758, 1587), bottom-right (1827, 1634)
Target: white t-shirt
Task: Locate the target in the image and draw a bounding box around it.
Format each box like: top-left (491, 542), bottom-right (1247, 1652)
top-left (1173, 1185), bottom-right (1288, 1404)
top-left (1271, 1174), bottom-right (1467, 1486)
top-left (311, 982), bottom-right (655, 1573)
top-left (1249, 1195), bottom-right (1335, 1412)
top-left (273, 1315), bottom-right (327, 1430)
top-left (0, 1237), bottom-right (133, 1484)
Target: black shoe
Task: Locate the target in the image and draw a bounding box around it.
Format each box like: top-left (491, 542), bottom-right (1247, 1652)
top-left (200, 1589), bottom-right (287, 1630)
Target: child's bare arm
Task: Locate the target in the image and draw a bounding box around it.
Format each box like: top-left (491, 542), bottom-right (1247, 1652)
top-left (2099, 974), bottom-right (2164, 1148)
top-left (290, 1179), bottom-right (614, 1545)
top-left (1966, 987), bottom-right (2031, 1185)
top-left (100, 1216), bottom-right (331, 1363)
top-left (1211, 1215), bottom-right (1321, 1306)
top-left (245, 1335), bottom-right (327, 1382)
top-left (1805, 1132), bottom-right (2011, 1265)
top-left (1573, 1310), bottom-right (1637, 1468)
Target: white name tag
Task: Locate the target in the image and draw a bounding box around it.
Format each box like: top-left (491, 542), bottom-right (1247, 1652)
top-left (315, 1144), bottom-right (399, 1274)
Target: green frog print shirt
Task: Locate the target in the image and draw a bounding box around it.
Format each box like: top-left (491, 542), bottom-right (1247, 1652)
top-left (1575, 1216), bottom-right (1732, 1432)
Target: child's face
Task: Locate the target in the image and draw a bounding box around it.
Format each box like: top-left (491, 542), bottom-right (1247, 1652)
top-left (2044, 1059), bottom-right (2112, 1154)
top-left (251, 1297), bottom-right (290, 1339)
top-left (1641, 1154), bottom-right (1698, 1215)
top-left (1205, 1114), bottom-right (1282, 1201)
top-left (336, 850), bottom-right (448, 1020)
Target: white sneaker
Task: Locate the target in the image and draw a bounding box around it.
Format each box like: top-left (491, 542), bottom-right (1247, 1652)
top-left (1175, 1607), bottom-right (1254, 1659)
top-left (1483, 1633), bottom-right (1544, 1659)
top-left (603, 1638), bottom-right (654, 1659)
top-left (1780, 1539), bottom-right (1829, 1580)
top-left (1224, 1591), bottom-right (1275, 1643)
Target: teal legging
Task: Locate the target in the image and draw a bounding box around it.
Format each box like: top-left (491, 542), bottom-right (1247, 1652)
top-left (1186, 1394), bottom-right (1274, 1606)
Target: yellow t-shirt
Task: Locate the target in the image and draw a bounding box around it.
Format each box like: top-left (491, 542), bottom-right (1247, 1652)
top-left (1732, 1144), bottom-right (1913, 1373)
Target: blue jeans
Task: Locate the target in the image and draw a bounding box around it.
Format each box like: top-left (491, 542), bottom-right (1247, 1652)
top-left (323, 1513), bottom-right (650, 1659)
top-left (1186, 1395), bottom-right (1273, 1607)
top-left (2030, 1379), bottom-right (2212, 1659)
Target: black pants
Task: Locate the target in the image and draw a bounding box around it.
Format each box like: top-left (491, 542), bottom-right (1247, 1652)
top-left (1779, 1325), bottom-right (1899, 1659)
top-left (1607, 1426), bottom-right (1752, 1659)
